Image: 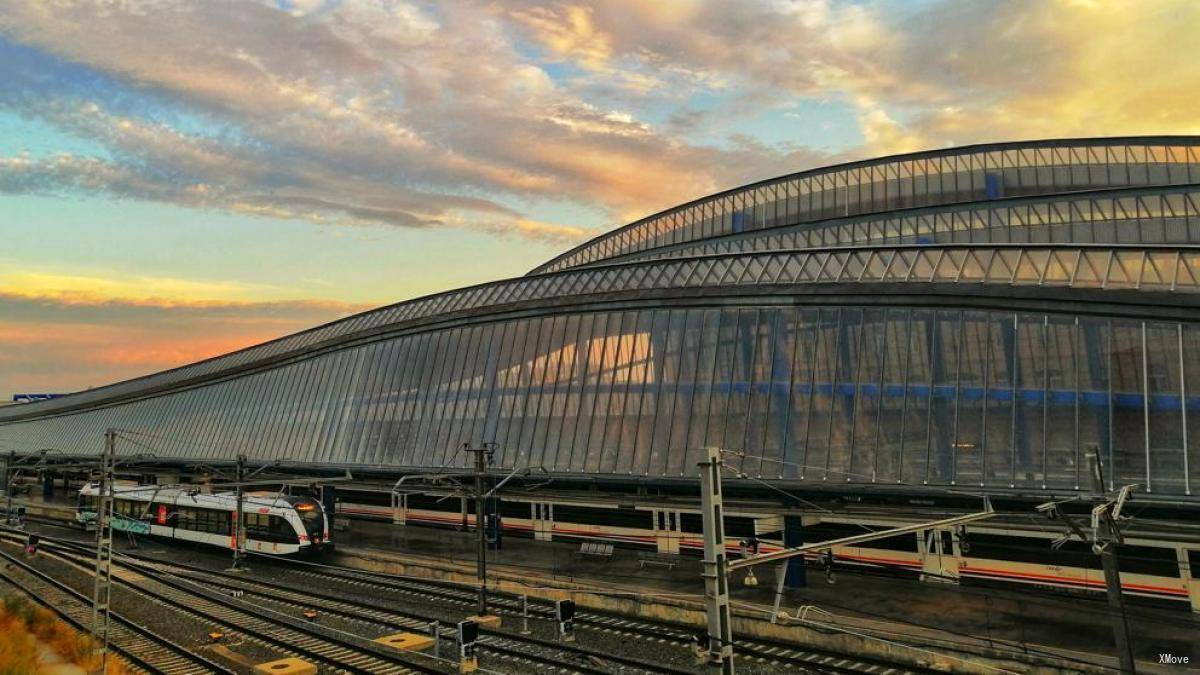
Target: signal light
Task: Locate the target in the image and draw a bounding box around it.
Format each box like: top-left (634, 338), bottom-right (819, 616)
top-left (457, 620), bottom-right (479, 672)
top-left (555, 599), bottom-right (576, 642)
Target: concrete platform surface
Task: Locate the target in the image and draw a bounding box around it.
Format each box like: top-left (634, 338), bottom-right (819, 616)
top-left (336, 517), bottom-right (1199, 672)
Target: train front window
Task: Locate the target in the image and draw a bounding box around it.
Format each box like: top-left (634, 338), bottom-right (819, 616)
top-left (295, 500), bottom-right (323, 535)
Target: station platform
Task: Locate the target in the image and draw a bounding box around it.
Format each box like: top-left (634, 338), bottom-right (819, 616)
top-left (334, 518), bottom-right (1197, 674)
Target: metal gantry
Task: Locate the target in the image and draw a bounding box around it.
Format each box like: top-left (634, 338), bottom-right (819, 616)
top-left (1037, 446), bottom-right (1140, 674)
top-left (700, 446), bottom-right (998, 673)
top-left (698, 447), bottom-right (735, 673)
top-left (90, 429), bottom-right (116, 670)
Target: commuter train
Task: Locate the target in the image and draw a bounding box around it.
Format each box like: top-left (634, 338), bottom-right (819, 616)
top-left (337, 488), bottom-right (1200, 611)
top-left (76, 482), bottom-right (330, 555)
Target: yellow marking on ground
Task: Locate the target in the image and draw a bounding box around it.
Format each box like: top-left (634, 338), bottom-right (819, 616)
top-left (252, 657), bottom-right (317, 675)
top-left (374, 631), bottom-right (435, 652)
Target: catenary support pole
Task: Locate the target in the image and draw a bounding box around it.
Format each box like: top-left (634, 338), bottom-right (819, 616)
top-left (91, 429), bottom-right (116, 671)
top-left (230, 453), bottom-right (248, 571)
top-left (1089, 450), bottom-right (1136, 674)
top-left (699, 446), bottom-right (734, 674)
top-left (462, 443), bottom-right (494, 616)
top-left (3, 450), bottom-right (13, 526)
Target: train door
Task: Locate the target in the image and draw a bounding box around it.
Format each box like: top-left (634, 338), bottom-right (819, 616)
top-left (653, 510), bottom-right (681, 554)
top-left (391, 491), bottom-right (407, 525)
top-left (532, 502), bottom-right (553, 541)
top-left (919, 528), bottom-right (961, 583)
top-left (1182, 548), bottom-right (1200, 613)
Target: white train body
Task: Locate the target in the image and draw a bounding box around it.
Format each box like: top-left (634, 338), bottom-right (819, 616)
top-left (339, 490), bottom-right (1200, 612)
top-left (76, 483), bottom-right (330, 555)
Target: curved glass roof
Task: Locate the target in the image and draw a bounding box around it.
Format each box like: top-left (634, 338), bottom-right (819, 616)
top-left (587, 184), bottom-right (1200, 267)
top-left (2, 242), bottom-right (1196, 423)
top-left (533, 137), bottom-right (1200, 274)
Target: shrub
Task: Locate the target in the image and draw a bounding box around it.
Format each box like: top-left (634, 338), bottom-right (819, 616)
top-left (0, 594), bottom-right (128, 674)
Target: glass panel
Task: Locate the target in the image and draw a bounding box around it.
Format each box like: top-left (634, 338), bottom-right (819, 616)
top-left (1146, 322), bottom-right (1185, 493)
top-left (544, 315), bottom-right (582, 471)
top-left (1109, 319), bottom-right (1147, 487)
top-left (685, 309), bottom-right (724, 474)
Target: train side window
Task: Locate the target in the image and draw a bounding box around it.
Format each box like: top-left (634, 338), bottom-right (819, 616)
top-left (966, 533), bottom-right (1100, 569)
top-left (724, 517), bottom-right (757, 539)
top-left (1114, 544), bottom-right (1179, 578)
top-left (407, 494), bottom-right (461, 513)
top-left (337, 490), bottom-right (392, 507)
top-left (678, 513), bottom-right (761, 538)
top-left (804, 522), bottom-right (919, 552)
top-left (553, 505), bottom-right (653, 530)
top-left (498, 500), bottom-right (532, 519)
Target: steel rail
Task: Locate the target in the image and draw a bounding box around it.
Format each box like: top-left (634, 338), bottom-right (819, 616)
top-left (0, 543), bottom-right (238, 675)
top-left (4, 534), bottom-right (433, 675)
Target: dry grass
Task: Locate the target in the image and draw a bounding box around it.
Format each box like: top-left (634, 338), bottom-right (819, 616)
top-left (0, 594), bottom-right (128, 674)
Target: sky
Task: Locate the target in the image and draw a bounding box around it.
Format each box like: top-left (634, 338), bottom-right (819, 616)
top-left (1, 0), bottom-right (1199, 398)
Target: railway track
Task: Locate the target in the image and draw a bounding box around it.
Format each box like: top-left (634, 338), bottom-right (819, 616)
top-left (44, 535), bottom-right (687, 675)
top-left (1, 533), bottom-right (438, 674)
top-left (4, 525), bottom-right (927, 674)
top-left (276, 558), bottom-right (924, 675)
top-left (155, 567), bottom-right (674, 675)
top-left (0, 545), bottom-right (237, 675)
top-left (5, 532), bottom-right (694, 674)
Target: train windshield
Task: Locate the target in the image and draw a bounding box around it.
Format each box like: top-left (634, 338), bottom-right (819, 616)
top-left (294, 499), bottom-right (323, 536)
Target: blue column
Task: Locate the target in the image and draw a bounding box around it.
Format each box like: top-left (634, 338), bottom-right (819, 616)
top-left (784, 515), bottom-right (807, 588)
top-left (925, 313), bottom-right (954, 481)
top-left (1081, 322), bottom-right (1111, 466)
top-left (1001, 317), bottom-right (1031, 478)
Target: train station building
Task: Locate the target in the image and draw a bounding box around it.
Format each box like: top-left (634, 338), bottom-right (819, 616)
top-left (3, 137), bottom-right (1200, 609)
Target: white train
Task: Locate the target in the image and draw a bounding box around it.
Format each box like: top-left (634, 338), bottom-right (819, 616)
top-left (76, 482), bottom-right (330, 555)
top-left (338, 488), bottom-right (1200, 612)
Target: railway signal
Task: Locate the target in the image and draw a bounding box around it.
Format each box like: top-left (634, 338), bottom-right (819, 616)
top-left (555, 599), bottom-right (576, 642)
top-left (456, 619), bottom-right (479, 673)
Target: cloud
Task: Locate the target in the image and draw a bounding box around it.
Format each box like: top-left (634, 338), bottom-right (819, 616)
top-left (0, 268), bottom-right (287, 306)
top-left (2, 0), bottom-right (1199, 247)
top-left (0, 290), bottom-right (368, 399)
top-left (503, 0), bottom-right (1200, 157)
top-left (863, 0), bottom-right (1200, 150)
top-left (0, 0), bottom-right (836, 243)
top-left (510, 4), bottom-right (614, 72)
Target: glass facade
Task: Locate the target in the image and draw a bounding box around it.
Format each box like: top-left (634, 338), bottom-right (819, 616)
top-left (1, 137), bottom-right (1198, 499)
top-left (1, 307), bottom-right (1196, 495)
top-left (535, 139), bottom-right (1200, 273)
top-left (599, 185), bottom-right (1200, 267)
